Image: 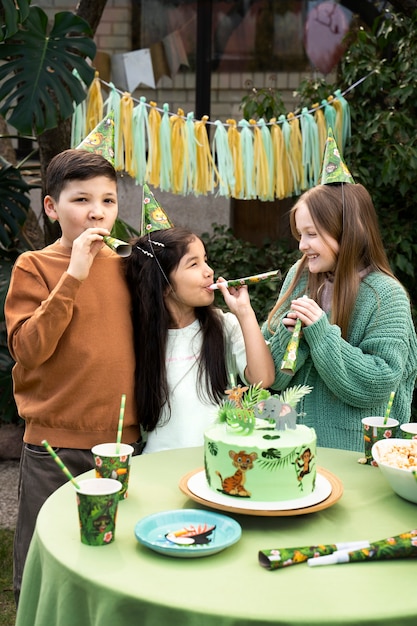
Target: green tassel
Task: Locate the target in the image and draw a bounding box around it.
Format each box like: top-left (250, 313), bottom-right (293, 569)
top-left (238, 119), bottom-right (256, 199)
top-left (105, 84), bottom-right (123, 171)
top-left (334, 89), bottom-right (351, 152)
top-left (321, 98), bottom-right (337, 133)
top-left (301, 107), bottom-right (320, 189)
top-left (71, 71), bottom-right (86, 147)
top-left (212, 120), bottom-right (235, 197)
top-left (132, 96), bottom-right (149, 185)
top-left (160, 103), bottom-right (173, 192)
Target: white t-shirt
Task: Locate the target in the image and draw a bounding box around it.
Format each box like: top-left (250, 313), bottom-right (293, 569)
top-left (143, 311), bottom-right (247, 453)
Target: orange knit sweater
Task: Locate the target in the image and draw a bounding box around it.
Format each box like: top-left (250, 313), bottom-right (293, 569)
top-left (5, 241), bottom-right (139, 448)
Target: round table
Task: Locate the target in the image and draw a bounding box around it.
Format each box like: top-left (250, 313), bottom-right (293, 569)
top-left (16, 446), bottom-right (417, 626)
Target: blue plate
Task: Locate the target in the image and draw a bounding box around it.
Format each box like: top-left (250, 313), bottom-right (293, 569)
top-left (134, 509), bottom-right (242, 558)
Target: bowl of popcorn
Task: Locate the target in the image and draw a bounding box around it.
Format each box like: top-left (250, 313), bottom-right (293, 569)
top-left (372, 438), bottom-right (417, 504)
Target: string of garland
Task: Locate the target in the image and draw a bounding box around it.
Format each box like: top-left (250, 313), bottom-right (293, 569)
top-left (71, 71), bottom-right (372, 200)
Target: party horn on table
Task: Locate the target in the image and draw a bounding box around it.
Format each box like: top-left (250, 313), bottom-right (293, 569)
top-left (115, 393), bottom-right (126, 454)
top-left (307, 529), bottom-right (417, 567)
top-left (280, 317), bottom-right (302, 375)
top-left (41, 440), bottom-right (80, 489)
top-left (208, 270), bottom-right (280, 290)
top-left (103, 236), bottom-right (132, 257)
top-left (259, 539), bottom-right (371, 570)
top-left (383, 391), bottom-right (395, 425)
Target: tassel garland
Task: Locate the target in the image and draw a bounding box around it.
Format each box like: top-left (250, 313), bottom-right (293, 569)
top-left (72, 74), bottom-right (353, 199)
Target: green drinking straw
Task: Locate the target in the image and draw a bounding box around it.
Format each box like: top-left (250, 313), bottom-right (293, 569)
top-left (383, 391), bottom-right (395, 425)
top-left (41, 440), bottom-right (80, 489)
top-left (115, 394), bottom-right (126, 453)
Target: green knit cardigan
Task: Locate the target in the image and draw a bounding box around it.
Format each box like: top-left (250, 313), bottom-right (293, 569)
top-left (262, 263), bottom-right (417, 451)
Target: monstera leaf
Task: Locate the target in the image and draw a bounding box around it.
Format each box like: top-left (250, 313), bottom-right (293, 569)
top-left (0, 6), bottom-right (96, 135)
top-left (0, 0), bottom-right (31, 41)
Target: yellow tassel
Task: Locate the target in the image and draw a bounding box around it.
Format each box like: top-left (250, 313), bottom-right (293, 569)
top-left (194, 116), bottom-right (220, 195)
top-left (120, 93), bottom-right (134, 177)
top-left (312, 103), bottom-right (326, 158)
top-left (252, 119), bottom-right (271, 200)
top-left (170, 109), bottom-right (188, 194)
top-left (287, 112), bottom-right (304, 194)
top-left (147, 101), bottom-right (161, 187)
top-left (270, 118), bottom-right (291, 199)
top-left (227, 119), bottom-right (243, 198)
top-left (85, 71), bottom-right (103, 133)
top-left (328, 95), bottom-right (343, 155)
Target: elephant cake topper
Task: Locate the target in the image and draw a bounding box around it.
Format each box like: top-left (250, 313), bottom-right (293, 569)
top-left (218, 383), bottom-right (312, 435)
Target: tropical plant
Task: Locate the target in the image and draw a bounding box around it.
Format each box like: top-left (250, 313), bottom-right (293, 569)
top-left (240, 87), bottom-right (287, 122)
top-left (0, 0), bottom-right (105, 424)
top-left (0, 5), bottom-right (96, 135)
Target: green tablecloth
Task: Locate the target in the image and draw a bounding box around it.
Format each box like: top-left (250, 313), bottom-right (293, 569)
top-left (16, 447), bottom-right (417, 626)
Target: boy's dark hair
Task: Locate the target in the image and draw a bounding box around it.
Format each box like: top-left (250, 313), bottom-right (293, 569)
top-left (46, 149), bottom-right (117, 200)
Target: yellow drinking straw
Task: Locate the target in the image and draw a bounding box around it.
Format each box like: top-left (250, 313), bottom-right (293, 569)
top-left (41, 440), bottom-right (80, 489)
top-left (115, 394), bottom-right (126, 453)
top-left (383, 391), bottom-right (395, 425)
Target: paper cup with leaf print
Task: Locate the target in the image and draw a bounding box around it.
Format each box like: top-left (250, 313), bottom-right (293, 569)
top-left (362, 416), bottom-right (399, 466)
top-left (400, 423), bottom-right (417, 440)
top-left (103, 236), bottom-right (132, 257)
top-left (76, 478), bottom-right (121, 546)
top-left (92, 443), bottom-right (134, 500)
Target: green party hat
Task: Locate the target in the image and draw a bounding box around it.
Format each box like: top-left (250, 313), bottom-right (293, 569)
top-left (319, 127), bottom-right (354, 185)
top-left (141, 183), bottom-right (174, 235)
top-left (76, 111), bottom-right (115, 166)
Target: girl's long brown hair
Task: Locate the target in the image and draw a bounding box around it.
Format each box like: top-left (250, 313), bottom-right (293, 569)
top-left (267, 184), bottom-right (395, 339)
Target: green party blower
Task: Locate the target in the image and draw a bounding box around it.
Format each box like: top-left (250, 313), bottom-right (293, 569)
top-left (307, 529), bottom-right (417, 567)
top-left (41, 440), bottom-right (80, 489)
top-left (280, 318), bottom-right (302, 376)
top-left (103, 236), bottom-right (132, 257)
top-left (259, 539), bottom-right (370, 570)
top-left (208, 270), bottom-right (280, 290)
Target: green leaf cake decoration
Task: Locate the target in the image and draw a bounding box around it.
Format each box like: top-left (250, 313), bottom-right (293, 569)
top-left (279, 385), bottom-right (313, 408)
top-left (218, 383), bottom-right (312, 435)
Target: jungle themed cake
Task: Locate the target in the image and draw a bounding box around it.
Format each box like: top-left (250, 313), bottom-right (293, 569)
top-left (204, 384), bottom-right (316, 502)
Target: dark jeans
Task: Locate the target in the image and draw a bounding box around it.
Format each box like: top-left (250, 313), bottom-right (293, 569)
top-left (13, 441), bottom-right (142, 606)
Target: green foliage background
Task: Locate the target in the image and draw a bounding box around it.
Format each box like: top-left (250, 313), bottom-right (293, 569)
top-left (295, 11), bottom-right (417, 319)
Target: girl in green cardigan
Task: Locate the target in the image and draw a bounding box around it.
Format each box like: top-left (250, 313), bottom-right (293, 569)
top-left (263, 183), bottom-right (417, 451)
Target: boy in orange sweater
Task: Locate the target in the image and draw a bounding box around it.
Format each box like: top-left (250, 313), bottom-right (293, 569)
top-left (5, 146), bottom-right (140, 603)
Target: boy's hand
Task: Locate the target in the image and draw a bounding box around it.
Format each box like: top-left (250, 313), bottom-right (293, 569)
top-left (67, 228), bottom-right (110, 281)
